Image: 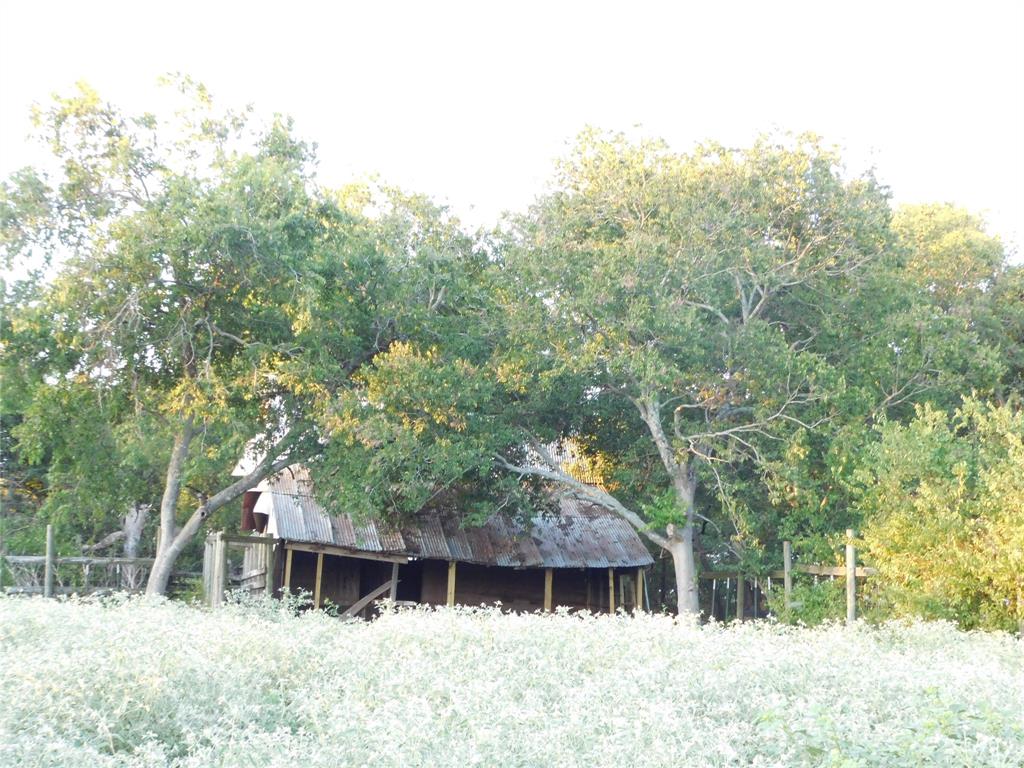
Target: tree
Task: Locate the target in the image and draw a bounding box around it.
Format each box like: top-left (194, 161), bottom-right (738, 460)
top-left (753, 204), bottom-right (1009, 562)
top-left (0, 81), bottom-right (481, 593)
top-left (335, 131), bottom-right (895, 614)
top-left (855, 397), bottom-right (1024, 631)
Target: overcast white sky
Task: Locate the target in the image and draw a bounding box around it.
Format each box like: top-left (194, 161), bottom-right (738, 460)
top-left (1, 0), bottom-right (1022, 255)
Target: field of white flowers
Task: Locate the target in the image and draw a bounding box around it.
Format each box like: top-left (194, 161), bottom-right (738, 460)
top-left (0, 596), bottom-right (1021, 768)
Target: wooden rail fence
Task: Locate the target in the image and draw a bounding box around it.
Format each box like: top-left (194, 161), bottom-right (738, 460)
top-left (701, 530), bottom-right (874, 624)
top-left (1, 524), bottom-right (197, 597)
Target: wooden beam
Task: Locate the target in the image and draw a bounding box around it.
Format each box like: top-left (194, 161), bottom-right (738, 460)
top-left (265, 538), bottom-right (277, 598)
top-left (283, 548), bottom-right (293, 593)
top-left (3, 555), bottom-right (157, 566)
top-left (635, 568), bottom-right (643, 612)
top-left (782, 540), bottom-right (793, 610)
top-left (343, 580), bottom-right (395, 618)
top-left (736, 575), bottom-right (745, 622)
top-left (543, 568), bottom-right (553, 612)
top-left (585, 571), bottom-right (592, 612)
top-left (215, 531), bottom-right (228, 608)
top-left (608, 568), bottom-right (615, 614)
top-left (215, 533), bottom-right (282, 546)
top-left (282, 541), bottom-right (408, 564)
top-left (43, 525), bottom-right (54, 599)
top-left (699, 565), bottom-right (876, 580)
top-left (446, 561), bottom-right (457, 607)
top-left (389, 563), bottom-right (399, 601)
top-left (794, 564), bottom-right (876, 578)
top-left (846, 529), bottom-right (856, 624)
top-left (313, 552), bottom-right (324, 609)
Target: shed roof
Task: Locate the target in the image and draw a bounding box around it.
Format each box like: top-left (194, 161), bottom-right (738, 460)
top-left (251, 466), bottom-right (654, 569)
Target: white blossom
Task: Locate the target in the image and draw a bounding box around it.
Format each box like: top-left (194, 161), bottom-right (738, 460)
top-left (0, 596), bottom-right (1021, 767)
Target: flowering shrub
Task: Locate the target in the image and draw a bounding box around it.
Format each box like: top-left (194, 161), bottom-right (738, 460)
top-left (1, 595), bottom-right (1021, 767)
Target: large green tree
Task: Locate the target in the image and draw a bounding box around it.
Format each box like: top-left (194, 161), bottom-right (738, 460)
top-left (751, 203), bottom-right (1008, 563)
top-left (335, 132), bottom-right (897, 613)
top-left (0, 82), bottom-right (482, 593)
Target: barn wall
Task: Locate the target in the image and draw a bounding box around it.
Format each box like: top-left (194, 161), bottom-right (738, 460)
top-left (418, 559), bottom-right (637, 613)
top-left (284, 551), bottom-right (362, 609)
top-left (283, 549), bottom-right (643, 613)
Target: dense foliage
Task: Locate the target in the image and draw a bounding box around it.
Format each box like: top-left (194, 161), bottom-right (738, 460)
top-left (2, 81), bottom-right (1021, 628)
top-left (1, 597), bottom-right (1021, 767)
top-left (855, 399), bottom-right (1024, 631)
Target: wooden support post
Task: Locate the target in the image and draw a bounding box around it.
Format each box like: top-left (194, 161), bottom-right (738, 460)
top-left (215, 531), bottom-right (228, 608)
top-left (389, 563), bottom-right (399, 601)
top-left (585, 571), bottom-right (592, 612)
top-left (1017, 579), bottom-right (1023, 639)
top-left (43, 524), bottom-right (55, 599)
top-left (264, 538), bottom-right (277, 598)
top-left (313, 552), bottom-right (324, 609)
top-left (783, 540), bottom-right (793, 610)
top-left (543, 568), bottom-right (553, 612)
top-left (635, 568), bottom-right (643, 613)
top-left (283, 547), bottom-right (293, 594)
top-left (736, 574), bottom-right (745, 622)
top-left (846, 529), bottom-right (856, 624)
top-left (446, 561), bottom-right (457, 607)
top-left (608, 568), bottom-right (615, 614)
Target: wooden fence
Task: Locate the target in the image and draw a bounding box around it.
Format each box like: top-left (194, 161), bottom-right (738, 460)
top-left (2, 525), bottom-right (154, 596)
top-left (700, 530), bottom-right (875, 624)
top-left (202, 531), bottom-right (277, 607)
top-left (1, 524), bottom-right (195, 597)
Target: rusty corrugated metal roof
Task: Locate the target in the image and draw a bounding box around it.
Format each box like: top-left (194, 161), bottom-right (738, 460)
top-left (252, 466), bottom-right (653, 568)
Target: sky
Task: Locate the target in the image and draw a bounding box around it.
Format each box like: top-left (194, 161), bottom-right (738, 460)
top-left (1, 0), bottom-right (1022, 256)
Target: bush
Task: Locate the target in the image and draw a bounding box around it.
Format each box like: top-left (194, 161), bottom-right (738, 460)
top-left (1, 595), bottom-right (1022, 767)
top-left (765, 577), bottom-right (846, 626)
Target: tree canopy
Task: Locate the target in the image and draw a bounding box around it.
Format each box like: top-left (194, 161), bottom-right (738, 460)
top-left (2, 84), bottom-right (1020, 627)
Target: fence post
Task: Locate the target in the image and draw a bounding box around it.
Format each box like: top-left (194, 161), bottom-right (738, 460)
top-left (214, 532), bottom-right (228, 608)
top-left (736, 574), bottom-right (745, 622)
top-left (846, 529), bottom-right (856, 624)
top-left (44, 524), bottom-right (55, 598)
top-left (782, 540), bottom-right (793, 610)
top-left (264, 537), bottom-right (276, 598)
top-left (202, 537), bottom-right (213, 606)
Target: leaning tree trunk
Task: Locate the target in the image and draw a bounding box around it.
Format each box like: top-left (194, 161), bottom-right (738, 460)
top-left (146, 528), bottom-right (191, 595)
top-left (146, 420), bottom-right (195, 596)
top-left (145, 425), bottom-right (301, 596)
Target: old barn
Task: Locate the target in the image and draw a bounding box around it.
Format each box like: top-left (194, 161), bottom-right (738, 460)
top-left (207, 465), bottom-right (654, 616)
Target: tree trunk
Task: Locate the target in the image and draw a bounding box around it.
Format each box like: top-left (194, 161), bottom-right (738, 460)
top-left (122, 503), bottom-right (148, 559)
top-left (632, 394), bottom-right (702, 616)
top-left (145, 427), bottom-right (303, 595)
top-left (146, 527), bottom-right (190, 595)
top-left (146, 419), bottom-right (195, 596)
top-left (665, 465), bottom-right (701, 616)
top-left (667, 524), bottom-right (700, 616)
top-left (122, 503), bottom-right (150, 590)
